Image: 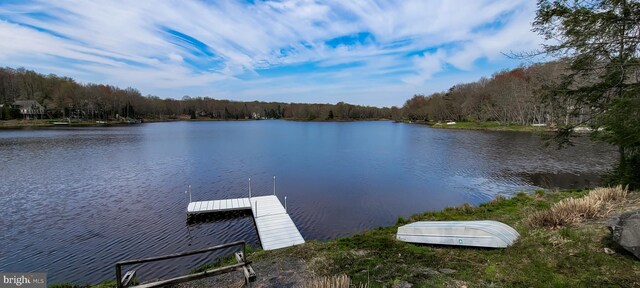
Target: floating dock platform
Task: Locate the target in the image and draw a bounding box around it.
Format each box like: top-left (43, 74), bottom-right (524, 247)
top-left (187, 195), bottom-right (305, 251)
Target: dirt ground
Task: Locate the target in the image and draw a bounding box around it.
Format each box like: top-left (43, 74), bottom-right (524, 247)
top-left (172, 256), bottom-right (315, 288)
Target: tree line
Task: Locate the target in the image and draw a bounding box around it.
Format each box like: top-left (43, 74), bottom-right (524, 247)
top-left (400, 61), bottom-right (579, 126)
top-left (0, 67), bottom-right (390, 121)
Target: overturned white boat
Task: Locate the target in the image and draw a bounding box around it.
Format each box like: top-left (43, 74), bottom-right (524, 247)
top-left (396, 220), bottom-right (519, 248)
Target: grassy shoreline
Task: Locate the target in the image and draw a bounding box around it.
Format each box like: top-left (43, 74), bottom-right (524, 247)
top-left (263, 188), bottom-right (639, 287)
top-left (55, 188), bottom-right (639, 287)
top-left (0, 119), bottom-right (136, 128)
top-left (410, 120), bottom-right (553, 132)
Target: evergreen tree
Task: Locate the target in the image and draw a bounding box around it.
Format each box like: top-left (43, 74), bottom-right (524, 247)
top-left (533, 0), bottom-right (640, 187)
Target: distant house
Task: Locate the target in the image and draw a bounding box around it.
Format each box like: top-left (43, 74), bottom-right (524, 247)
top-left (12, 100), bottom-right (45, 119)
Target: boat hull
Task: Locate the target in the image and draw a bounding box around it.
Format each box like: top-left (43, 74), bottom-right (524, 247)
top-left (396, 220), bottom-right (519, 248)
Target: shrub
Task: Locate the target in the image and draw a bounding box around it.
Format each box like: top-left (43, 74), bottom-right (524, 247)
top-left (526, 186), bottom-right (628, 227)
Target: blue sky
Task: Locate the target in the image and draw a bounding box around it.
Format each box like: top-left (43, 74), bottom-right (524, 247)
top-left (0, 0), bottom-right (542, 107)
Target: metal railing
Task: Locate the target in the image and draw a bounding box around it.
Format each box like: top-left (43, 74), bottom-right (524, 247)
top-left (115, 241), bottom-right (249, 288)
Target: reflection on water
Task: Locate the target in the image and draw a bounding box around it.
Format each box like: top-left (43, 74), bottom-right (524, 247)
top-left (186, 210), bottom-right (253, 226)
top-left (518, 171), bottom-right (605, 190)
top-left (0, 121), bottom-right (616, 284)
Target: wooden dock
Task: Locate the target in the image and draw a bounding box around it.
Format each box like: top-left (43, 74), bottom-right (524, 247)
top-left (187, 198), bottom-right (252, 213)
top-left (187, 195), bottom-right (305, 251)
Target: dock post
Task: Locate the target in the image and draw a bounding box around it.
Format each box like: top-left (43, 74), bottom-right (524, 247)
top-left (273, 176), bottom-right (276, 195)
top-left (189, 185), bottom-right (192, 202)
top-left (284, 196), bottom-right (287, 212)
top-left (254, 200), bottom-right (258, 218)
top-left (248, 178), bottom-right (252, 198)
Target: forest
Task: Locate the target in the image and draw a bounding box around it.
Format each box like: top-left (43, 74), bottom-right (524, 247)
top-left (0, 67), bottom-right (390, 121)
top-left (400, 61), bottom-right (580, 126)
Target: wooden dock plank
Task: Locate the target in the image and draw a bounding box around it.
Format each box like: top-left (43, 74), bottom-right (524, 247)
top-left (191, 202), bottom-right (197, 211)
top-left (188, 197), bottom-right (255, 214)
top-left (253, 203), bottom-right (304, 250)
top-left (260, 231), bottom-right (303, 242)
top-left (263, 234), bottom-right (303, 242)
top-left (255, 218), bottom-right (293, 229)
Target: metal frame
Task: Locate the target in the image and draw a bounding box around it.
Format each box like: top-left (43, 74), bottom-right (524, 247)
top-left (115, 241), bottom-right (248, 288)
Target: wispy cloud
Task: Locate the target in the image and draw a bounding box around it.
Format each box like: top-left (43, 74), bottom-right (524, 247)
top-left (0, 0), bottom-right (542, 106)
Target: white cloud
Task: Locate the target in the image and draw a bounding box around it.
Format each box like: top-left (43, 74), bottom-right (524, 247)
top-left (403, 49), bottom-right (447, 86)
top-left (168, 53), bottom-right (183, 63)
top-left (0, 0), bottom-right (543, 106)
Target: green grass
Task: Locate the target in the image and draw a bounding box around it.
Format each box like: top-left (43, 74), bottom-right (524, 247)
top-left (264, 189), bottom-right (639, 287)
top-left (429, 121), bottom-right (551, 132)
top-left (0, 119), bottom-right (113, 128)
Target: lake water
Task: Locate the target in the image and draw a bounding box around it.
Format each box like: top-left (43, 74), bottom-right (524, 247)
top-left (0, 121), bottom-right (617, 284)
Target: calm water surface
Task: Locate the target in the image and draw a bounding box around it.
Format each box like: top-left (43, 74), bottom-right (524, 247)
top-left (0, 121), bottom-right (616, 283)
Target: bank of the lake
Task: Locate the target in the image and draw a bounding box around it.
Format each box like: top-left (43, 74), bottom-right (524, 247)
top-left (59, 187), bottom-right (639, 288)
top-left (245, 188), bottom-right (640, 287)
top-left (420, 121), bottom-right (552, 133)
top-left (0, 119), bottom-right (139, 128)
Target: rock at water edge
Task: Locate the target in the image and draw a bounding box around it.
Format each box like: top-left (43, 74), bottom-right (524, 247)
top-left (607, 210), bottom-right (640, 260)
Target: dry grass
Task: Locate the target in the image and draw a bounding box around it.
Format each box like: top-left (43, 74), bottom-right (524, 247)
top-left (526, 186), bottom-right (628, 227)
top-left (589, 185), bottom-right (629, 202)
top-left (301, 274), bottom-right (367, 288)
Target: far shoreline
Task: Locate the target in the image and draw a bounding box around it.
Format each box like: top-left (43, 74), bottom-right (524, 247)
top-left (404, 120), bottom-right (559, 133)
top-left (0, 119), bottom-right (593, 137)
top-left (0, 117), bottom-right (393, 129)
